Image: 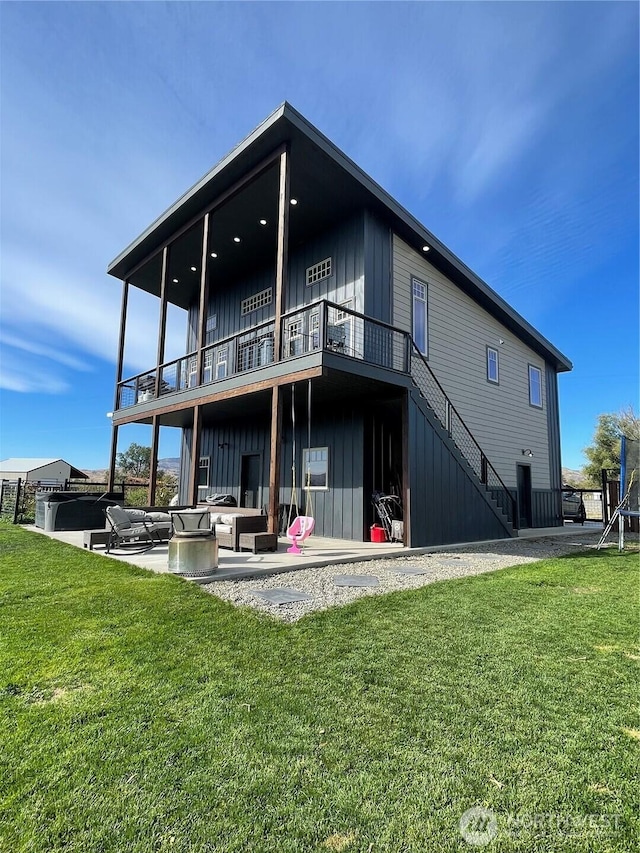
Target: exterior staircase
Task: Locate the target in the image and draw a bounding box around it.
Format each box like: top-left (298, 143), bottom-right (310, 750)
top-left (408, 341), bottom-right (517, 534)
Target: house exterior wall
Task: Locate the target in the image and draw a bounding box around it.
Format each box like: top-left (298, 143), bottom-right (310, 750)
top-left (186, 212), bottom-right (366, 351)
top-left (407, 391), bottom-right (512, 546)
top-left (392, 234), bottom-right (554, 492)
top-left (180, 400), bottom-right (366, 539)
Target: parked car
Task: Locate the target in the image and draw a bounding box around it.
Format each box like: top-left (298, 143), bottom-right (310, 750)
top-left (562, 489), bottom-right (587, 524)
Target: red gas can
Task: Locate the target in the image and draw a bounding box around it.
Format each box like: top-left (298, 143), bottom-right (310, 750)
top-left (370, 524), bottom-right (387, 543)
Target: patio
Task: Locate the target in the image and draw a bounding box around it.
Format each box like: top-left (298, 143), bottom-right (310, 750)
top-left (25, 522), bottom-right (603, 582)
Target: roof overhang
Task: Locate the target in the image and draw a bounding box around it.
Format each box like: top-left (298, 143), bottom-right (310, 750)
top-left (108, 102), bottom-right (572, 373)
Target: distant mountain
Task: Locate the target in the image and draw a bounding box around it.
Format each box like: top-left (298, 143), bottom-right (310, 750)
top-left (562, 467), bottom-right (589, 488)
top-left (78, 458), bottom-right (181, 481)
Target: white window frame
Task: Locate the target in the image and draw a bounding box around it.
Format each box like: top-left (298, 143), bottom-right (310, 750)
top-left (215, 346), bottom-right (228, 380)
top-left (286, 318), bottom-right (304, 357)
top-left (306, 257), bottom-right (332, 286)
top-left (241, 288), bottom-right (272, 316)
top-left (302, 446), bottom-right (329, 491)
top-left (198, 456), bottom-right (210, 488)
top-left (412, 278), bottom-right (428, 356)
top-left (487, 346), bottom-right (499, 384)
top-left (528, 365), bottom-right (543, 408)
top-left (203, 350), bottom-right (213, 384)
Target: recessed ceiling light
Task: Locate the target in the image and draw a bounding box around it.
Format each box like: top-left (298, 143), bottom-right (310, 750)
top-left (233, 236), bottom-right (241, 243)
top-left (190, 266), bottom-right (197, 272)
top-left (210, 252), bottom-right (218, 258)
top-left (422, 245), bottom-right (430, 252)
top-left (172, 278), bottom-right (179, 283)
top-left (259, 219), bottom-right (267, 226)
top-left (290, 198), bottom-right (298, 205)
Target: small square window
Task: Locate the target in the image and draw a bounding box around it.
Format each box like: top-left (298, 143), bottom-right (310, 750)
top-left (198, 457), bottom-right (210, 487)
top-left (302, 447), bottom-right (329, 490)
top-left (487, 347), bottom-right (499, 384)
top-left (528, 365), bottom-right (543, 408)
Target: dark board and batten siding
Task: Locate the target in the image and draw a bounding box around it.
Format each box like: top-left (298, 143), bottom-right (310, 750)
top-left (179, 398), bottom-right (366, 540)
top-left (408, 391), bottom-right (512, 546)
top-left (363, 211), bottom-right (392, 324)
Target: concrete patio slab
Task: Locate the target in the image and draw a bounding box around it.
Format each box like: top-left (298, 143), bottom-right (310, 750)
top-left (24, 522), bottom-right (604, 582)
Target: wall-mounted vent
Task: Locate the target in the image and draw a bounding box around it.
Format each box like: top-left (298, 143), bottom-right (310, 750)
top-left (306, 257), bottom-right (332, 286)
top-left (241, 288), bottom-right (272, 316)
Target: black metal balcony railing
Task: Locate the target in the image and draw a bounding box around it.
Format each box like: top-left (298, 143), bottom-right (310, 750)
top-left (115, 298), bottom-right (515, 528)
top-left (116, 301), bottom-right (407, 409)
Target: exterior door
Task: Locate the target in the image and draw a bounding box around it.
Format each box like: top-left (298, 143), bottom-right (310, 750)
top-left (517, 464), bottom-right (532, 528)
top-left (240, 453), bottom-right (261, 509)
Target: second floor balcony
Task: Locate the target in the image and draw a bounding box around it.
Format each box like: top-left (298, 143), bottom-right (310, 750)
top-left (116, 300), bottom-right (411, 410)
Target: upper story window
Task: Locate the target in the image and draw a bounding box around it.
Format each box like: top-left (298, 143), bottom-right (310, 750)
top-left (528, 365), bottom-right (543, 408)
top-left (487, 346), bottom-right (499, 384)
top-left (412, 278), bottom-right (428, 356)
top-left (306, 257), bottom-right (332, 286)
top-left (241, 288), bottom-right (272, 316)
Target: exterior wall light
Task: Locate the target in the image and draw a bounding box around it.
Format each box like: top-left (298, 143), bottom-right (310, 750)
top-left (521, 449), bottom-right (534, 457)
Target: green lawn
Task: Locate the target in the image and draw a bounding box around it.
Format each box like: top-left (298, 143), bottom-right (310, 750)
top-left (0, 524), bottom-right (637, 853)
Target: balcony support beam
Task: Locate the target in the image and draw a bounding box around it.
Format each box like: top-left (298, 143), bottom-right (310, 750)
top-left (189, 404), bottom-right (202, 506)
top-left (195, 213), bottom-right (211, 385)
top-left (273, 148), bottom-right (290, 364)
top-left (148, 415), bottom-right (160, 506)
top-left (154, 246), bottom-right (169, 398)
top-left (268, 385), bottom-right (283, 534)
top-left (108, 280), bottom-right (129, 491)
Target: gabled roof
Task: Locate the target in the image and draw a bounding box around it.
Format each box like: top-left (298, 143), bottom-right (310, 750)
top-left (108, 102), bottom-right (572, 372)
top-left (0, 458), bottom-right (88, 479)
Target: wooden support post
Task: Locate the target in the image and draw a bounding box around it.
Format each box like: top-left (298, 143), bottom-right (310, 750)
top-left (195, 213), bottom-right (210, 385)
top-left (155, 246), bottom-right (169, 398)
top-left (189, 405), bottom-right (202, 507)
top-left (108, 280), bottom-right (128, 493)
top-left (148, 416), bottom-right (160, 506)
top-left (401, 391), bottom-right (410, 546)
top-left (273, 148), bottom-right (290, 364)
top-left (268, 385), bottom-right (283, 534)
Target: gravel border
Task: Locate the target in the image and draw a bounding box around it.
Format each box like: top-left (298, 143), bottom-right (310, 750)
top-left (201, 531), bottom-right (629, 623)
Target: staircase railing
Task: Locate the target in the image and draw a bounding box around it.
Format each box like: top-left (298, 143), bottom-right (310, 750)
top-left (409, 342), bottom-right (517, 528)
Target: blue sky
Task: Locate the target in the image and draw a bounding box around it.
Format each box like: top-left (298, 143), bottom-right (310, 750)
top-left (1, 1), bottom-right (638, 471)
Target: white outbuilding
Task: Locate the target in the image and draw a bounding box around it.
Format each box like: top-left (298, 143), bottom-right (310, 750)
top-left (0, 458), bottom-right (88, 485)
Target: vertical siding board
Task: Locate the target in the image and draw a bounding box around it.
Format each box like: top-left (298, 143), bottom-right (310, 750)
top-left (408, 392), bottom-right (511, 546)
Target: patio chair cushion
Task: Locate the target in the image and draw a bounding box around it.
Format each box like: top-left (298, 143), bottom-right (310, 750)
top-left (107, 505), bottom-right (134, 530)
top-left (123, 508), bottom-right (147, 523)
top-left (215, 524), bottom-right (233, 535)
top-left (146, 511), bottom-right (171, 523)
top-left (209, 512), bottom-right (224, 524)
top-left (219, 513), bottom-right (245, 525)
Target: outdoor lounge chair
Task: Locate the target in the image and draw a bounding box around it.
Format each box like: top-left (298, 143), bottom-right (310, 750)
top-left (105, 505), bottom-right (169, 554)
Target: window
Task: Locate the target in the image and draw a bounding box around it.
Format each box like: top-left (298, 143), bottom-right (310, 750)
top-left (487, 347), bottom-right (499, 384)
top-left (528, 365), bottom-right (543, 408)
top-left (286, 319), bottom-right (304, 357)
top-left (205, 313), bottom-right (217, 345)
top-left (412, 278), bottom-right (428, 355)
top-left (216, 346), bottom-right (228, 380)
top-left (310, 311), bottom-right (320, 349)
top-left (241, 287), bottom-right (272, 316)
top-left (198, 457), bottom-right (210, 488)
top-left (303, 447), bottom-right (329, 490)
top-left (306, 257), bottom-right (332, 286)
top-left (203, 350), bottom-right (213, 384)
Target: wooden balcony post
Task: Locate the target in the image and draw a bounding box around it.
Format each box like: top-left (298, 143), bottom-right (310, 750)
top-left (195, 213), bottom-right (210, 385)
top-left (189, 405), bottom-right (202, 507)
top-left (273, 148), bottom-right (290, 364)
top-left (154, 246), bottom-right (169, 399)
top-left (108, 280), bottom-right (129, 491)
top-left (148, 416), bottom-right (160, 506)
top-left (268, 385), bottom-right (283, 534)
